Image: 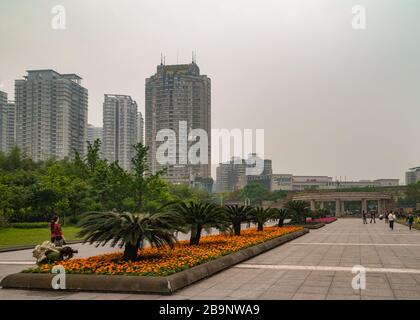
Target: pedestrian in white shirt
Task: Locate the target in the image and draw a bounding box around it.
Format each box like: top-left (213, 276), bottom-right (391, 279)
top-left (388, 211), bottom-right (396, 230)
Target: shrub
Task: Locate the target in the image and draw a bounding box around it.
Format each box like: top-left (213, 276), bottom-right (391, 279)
top-left (10, 222), bottom-right (49, 229)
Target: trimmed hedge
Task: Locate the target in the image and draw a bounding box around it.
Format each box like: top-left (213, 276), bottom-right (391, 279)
top-left (10, 222), bottom-right (50, 229)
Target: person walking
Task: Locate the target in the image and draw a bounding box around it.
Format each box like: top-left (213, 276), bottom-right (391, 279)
top-left (388, 211), bottom-right (396, 231)
top-left (407, 213), bottom-right (414, 231)
top-left (362, 211), bottom-right (368, 224)
top-left (50, 215), bottom-right (66, 247)
top-left (384, 211), bottom-right (389, 225)
top-left (370, 211), bottom-right (376, 224)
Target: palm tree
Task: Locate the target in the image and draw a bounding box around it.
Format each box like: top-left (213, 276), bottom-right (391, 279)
top-left (276, 208), bottom-right (289, 227)
top-left (77, 210), bottom-right (184, 261)
top-left (250, 207), bottom-right (277, 231)
top-left (172, 202), bottom-right (228, 245)
top-left (224, 205), bottom-right (253, 236)
top-left (284, 200), bottom-right (310, 225)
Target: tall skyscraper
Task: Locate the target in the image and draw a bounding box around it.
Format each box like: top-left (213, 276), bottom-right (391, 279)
top-left (145, 61), bottom-right (211, 184)
top-left (15, 70), bottom-right (88, 161)
top-left (102, 94), bottom-right (138, 170)
top-left (87, 124), bottom-right (103, 145)
top-left (0, 91), bottom-right (16, 153)
top-left (137, 111), bottom-right (144, 145)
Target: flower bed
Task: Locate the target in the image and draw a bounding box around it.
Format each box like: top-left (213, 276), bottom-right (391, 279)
top-left (310, 217), bottom-right (337, 224)
top-left (25, 226), bottom-right (302, 277)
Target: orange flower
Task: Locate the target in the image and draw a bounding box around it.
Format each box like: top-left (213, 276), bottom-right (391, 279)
top-left (31, 227), bottom-right (302, 276)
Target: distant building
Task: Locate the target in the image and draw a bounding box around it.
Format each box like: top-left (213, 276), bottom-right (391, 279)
top-left (87, 124), bottom-right (103, 146)
top-left (406, 167), bottom-right (420, 185)
top-left (216, 157), bottom-right (247, 193)
top-left (193, 177), bottom-right (214, 193)
top-left (137, 112), bottom-right (144, 145)
top-left (15, 70), bottom-right (87, 161)
top-left (215, 154), bottom-right (272, 192)
top-left (102, 94), bottom-right (138, 170)
top-left (145, 61), bottom-right (211, 184)
top-left (271, 174), bottom-right (399, 191)
top-left (0, 91), bottom-right (16, 153)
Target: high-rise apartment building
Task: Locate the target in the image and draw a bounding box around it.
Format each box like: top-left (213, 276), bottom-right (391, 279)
top-left (145, 61), bottom-right (211, 184)
top-left (0, 91), bottom-right (16, 153)
top-left (102, 94), bottom-right (138, 170)
top-left (87, 124), bottom-right (103, 146)
top-left (137, 112), bottom-right (144, 145)
top-left (15, 70), bottom-right (88, 161)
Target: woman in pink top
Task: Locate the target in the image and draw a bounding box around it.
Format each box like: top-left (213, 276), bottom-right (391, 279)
top-left (50, 215), bottom-right (65, 246)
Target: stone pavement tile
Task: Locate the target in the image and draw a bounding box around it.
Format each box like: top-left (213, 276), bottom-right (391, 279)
top-left (392, 290), bottom-right (420, 299)
top-left (192, 288), bottom-right (234, 299)
top-left (326, 294), bottom-right (360, 300)
top-left (361, 296), bottom-right (395, 300)
top-left (328, 287), bottom-right (360, 296)
top-left (106, 293), bottom-right (157, 300)
top-left (389, 282), bottom-right (420, 290)
top-left (158, 295), bottom-right (194, 300)
top-left (302, 280), bottom-right (332, 287)
top-left (227, 289), bottom-right (265, 299)
top-left (296, 286), bottom-right (330, 295)
top-left (291, 293), bottom-right (326, 300)
top-left (0, 289), bottom-right (70, 300)
top-left (258, 291), bottom-right (294, 300)
top-left (361, 288), bottom-right (394, 298)
top-left (274, 278), bottom-right (305, 287)
top-left (330, 280), bottom-right (353, 289)
top-left (282, 270), bottom-right (311, 280)
top-left (60, 292), bottom-right (103, 300)
top-left (267, 286), bottom-right (299, 294)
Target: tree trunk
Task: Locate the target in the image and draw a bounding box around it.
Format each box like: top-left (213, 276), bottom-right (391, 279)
top-left (278, 218), bottom-right (284, 227)
top-left (192, 227), bottom-right (202, 245)
top-left (189, 227), bottom-right (197, 245)
top-left (123, 243), bottom-right (139, 261)
top-left (257, 223), bottom-right (264, 232)
top-left (233, 222), bottom-right (241, 236)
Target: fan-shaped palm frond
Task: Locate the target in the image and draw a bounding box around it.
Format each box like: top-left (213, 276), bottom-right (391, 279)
top-left (250, 207), bottom-right (277, 231)
top-left (77, 210), bottom-right (184, 261)
top-left (224, 204), bottom-right (253, 236)
top-left (172, 202), bottom-right (228, 245)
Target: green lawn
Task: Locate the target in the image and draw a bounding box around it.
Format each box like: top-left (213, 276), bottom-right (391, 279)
top-left (0, 226), bottom-right (81, 249)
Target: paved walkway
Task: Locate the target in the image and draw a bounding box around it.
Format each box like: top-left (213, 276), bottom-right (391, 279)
top-left (1, 219), bottom-right (420, 300)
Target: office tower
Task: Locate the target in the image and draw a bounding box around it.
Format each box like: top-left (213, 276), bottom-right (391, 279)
top-left (87, 124), bottom-right (103, 145)
top-left (102, 94), bottom-right (138, 170)
top-left (0, 91), bottom-right (16, 153)
top-left (145, 60), bottom-right (211, 184)
top-left (137, 112), bottom-right (144, 144)
top-left (15, 70), bottom-right (88, 161)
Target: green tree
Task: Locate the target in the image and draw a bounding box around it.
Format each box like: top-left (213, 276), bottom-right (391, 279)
top-left (224, 204), bottom-right (253, 236)
top-left (250, 207), bottom-right (276, 231)
top-left (284, 200), bottom-right (310, 225)
top-left (275, 208), bottom-right (289, 227)
top-left (173, 202), bottom-right (228, 245)
top-left (239, 183), bottom-right (267, 205)
top-left (77, 210), bottom-right (183, 261)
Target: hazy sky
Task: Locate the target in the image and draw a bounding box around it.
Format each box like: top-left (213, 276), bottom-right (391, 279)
top-left (0, 0), bottom-right (419, 182)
